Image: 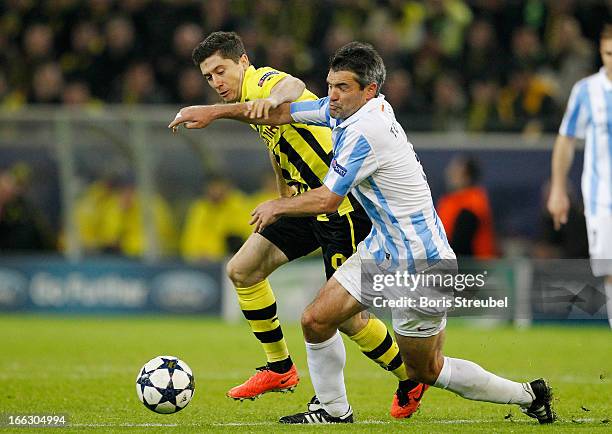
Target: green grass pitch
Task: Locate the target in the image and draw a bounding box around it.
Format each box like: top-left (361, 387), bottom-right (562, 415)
top-left (1, 315), bottom-right (610, 433)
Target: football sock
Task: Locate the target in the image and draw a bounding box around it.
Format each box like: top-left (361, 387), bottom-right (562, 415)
top-left (348, 316), bottom-right (409, 382)
top-left (606, 280), bottom-right (612, 329)
top-left (306, 331), bottom-right (349, 417)
top-left (434, 357), bottom-right (533, 406)
top-left (235, 280), bottom-right (290, 372)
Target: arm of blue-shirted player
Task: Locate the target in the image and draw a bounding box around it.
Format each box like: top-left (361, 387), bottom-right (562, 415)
top-left (168, 76), bottom-right (304, 130)
top-left (547, 81), bottom-right (586, 231)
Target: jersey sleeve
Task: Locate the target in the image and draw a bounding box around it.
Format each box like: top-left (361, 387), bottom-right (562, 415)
top-left (290, 97), bottom-right (332, 128)
top-left (559, 81), bottom-right (588, 139)
top-left (243, 67), bottom-right (289, 101)
top-left (323, 129), bottom-right (378, 196)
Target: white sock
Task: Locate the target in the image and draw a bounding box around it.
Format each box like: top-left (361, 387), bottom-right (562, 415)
top-left (606, 280), bottom-right (612, 329)
top-left (305, 331), bottom-right (349, 417)
top-left (434, 357), bottom-right (534, 406)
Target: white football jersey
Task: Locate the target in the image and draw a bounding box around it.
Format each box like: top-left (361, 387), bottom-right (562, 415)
top-left (290, 95), bottom-right (455, 272)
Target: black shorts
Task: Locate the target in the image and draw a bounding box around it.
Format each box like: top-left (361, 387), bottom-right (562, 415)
top-left (260, 200), bottom-right (372, 279)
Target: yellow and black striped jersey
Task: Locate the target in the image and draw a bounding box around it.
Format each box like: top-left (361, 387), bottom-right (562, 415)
top-left (240, 65), bottom-right (353, 215)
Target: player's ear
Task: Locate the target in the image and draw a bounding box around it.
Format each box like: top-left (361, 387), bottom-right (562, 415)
top-left (239, 54), bottom-right (250, 69)
top-left (365, 82), bottom-right (378, 100)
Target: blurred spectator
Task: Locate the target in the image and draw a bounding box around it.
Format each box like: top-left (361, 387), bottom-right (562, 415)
top-left (94, 16), bottom-right (137, 98)
top-left (437, 156), bottom-right (498, 258)
top-left (176, 68), bottom-right (207, 105)
top-left (533, 180), bottom-right (589, 259)
top-left (74, 178), bottom-right (116, 252)
top-left (510, 26), bottom-right (547, 71)
top-left (463, 19), bottom-right (503, 86)
top-left (157, 22), bottom-right (204, 100)
top-left (547, 15), bottom-right (594, 103)
top-left (466, 79), bottom-right (502, 132)
top-left (431, 73), bottom-right (466, 131)
top-left (98, 177), bottom-right (177, 257)
top-left (60, 20), bottom-right (103, 84)
top-left (28, 62), bottom-right (64, 104)
top-left (0, 163), bottom-right (54, 252)
top-left (62, 81), bottom-right (99, 107)
top-left (384, 69), bottom-right (423, 117)
top-left (497, 67), bottom-right (557, 133)
top-left (112, 61), bottom-right (167, 104)
top-left (181, 176), bottom-right (251, 263)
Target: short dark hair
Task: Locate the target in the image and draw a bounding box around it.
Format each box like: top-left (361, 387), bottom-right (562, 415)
top-left (601, 24), bottom-right (612, 41)
top-left (463, 156), bottom-right (481, 184)
top-left (192, 31), bottom-right (246, 66)
top-left (330, 42), bottom-right (386, 96)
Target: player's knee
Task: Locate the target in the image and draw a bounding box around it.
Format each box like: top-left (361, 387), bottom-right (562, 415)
top-left (301, 307), bottom-right (333, 339)
top-left (226, 255), bottom-right (258, 287)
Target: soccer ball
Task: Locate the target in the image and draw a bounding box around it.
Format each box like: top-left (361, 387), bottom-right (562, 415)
top-left (136, 355), bottom-right (195, 414)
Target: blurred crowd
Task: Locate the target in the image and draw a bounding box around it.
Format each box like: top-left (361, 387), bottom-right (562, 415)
top-left (70, 171), bottom-right (278, 261)
top-left (1, 0), bottom-right (611, 132)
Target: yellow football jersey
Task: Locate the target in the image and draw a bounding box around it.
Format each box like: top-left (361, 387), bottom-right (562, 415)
top-left (240, 65), bottom-right (353, 216)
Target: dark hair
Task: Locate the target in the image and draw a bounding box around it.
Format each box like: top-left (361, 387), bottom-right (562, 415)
top-left (330, 42), bottom-right (386, 96)
top-left (192, 31), bottom-right (246, 66)
top-left (463, 156), bottom-right (481, 184)
top-left (601, 24), bottom-right (612, 40)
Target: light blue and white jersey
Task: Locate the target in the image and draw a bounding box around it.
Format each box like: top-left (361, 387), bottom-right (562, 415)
top-left (560, 67), bottom-right (612, 217)
top-left (290, 95), bottom-right (455, 272)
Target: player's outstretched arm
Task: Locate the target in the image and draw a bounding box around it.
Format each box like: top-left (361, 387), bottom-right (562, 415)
top-left (547, 134), bottom-right (576, 230)
top-left (168, 103), bottom-right (293, 131)
top-left (249, 186), bottom-right (344, 233)
top-left (247, 76), bottom-right (305, 120)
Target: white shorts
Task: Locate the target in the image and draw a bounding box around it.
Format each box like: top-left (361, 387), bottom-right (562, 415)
top-left (585, 214), bottom-right (612, 277)
top-left (333, 243), bottom-right (455, 338)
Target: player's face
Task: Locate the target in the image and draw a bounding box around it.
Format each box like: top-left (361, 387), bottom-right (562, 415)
top-left (601, 38), bottom-right (612, 77)
top-left (199, 53), bottom-right (248, 103)
top-left (327, 69), bottom-right (377, 119)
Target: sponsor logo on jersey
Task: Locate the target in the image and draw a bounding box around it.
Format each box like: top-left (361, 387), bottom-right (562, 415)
top-left (258, 71), bottom-right (280, 87)
top-left (331, 158), bottom-right (347, 177)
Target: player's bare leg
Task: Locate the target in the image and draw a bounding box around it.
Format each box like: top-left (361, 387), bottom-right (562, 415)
top-left (225, 233), bottom-right (298, 400)
top-left (394, 331), bottom-right (556, 424)
top-left (225, 234), bottom-right (393, 401)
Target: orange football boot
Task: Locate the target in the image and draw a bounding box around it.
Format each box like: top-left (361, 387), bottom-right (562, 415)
top-left (390, 383), bottom-right (429, 418)
top-left (227, 364), bottom-right (299, 400)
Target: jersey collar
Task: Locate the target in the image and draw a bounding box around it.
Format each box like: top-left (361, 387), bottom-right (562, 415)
top-left (335, 94), bottom-right (386, 129)
top-left (240, 65), bottom-right (257, 102)
top-left (598, 67), bottom-right (612, 91)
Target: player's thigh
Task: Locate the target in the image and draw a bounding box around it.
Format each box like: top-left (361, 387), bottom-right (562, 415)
top-left (226, 233), bottom-right (289, 286)
top-left (394, 329), bottom-right (446, 385)
top-left (302, 276), bottom-right (366, 341)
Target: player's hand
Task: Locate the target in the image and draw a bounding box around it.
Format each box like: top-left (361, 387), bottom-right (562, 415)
top-left (244, 97), bottom-right (278, 120)
top-left (547, 188), bottom-right (570, 230)
top-left (249, 199), bottom-right (281, 233)
top-left (168, 106), bottom-right (217, 132)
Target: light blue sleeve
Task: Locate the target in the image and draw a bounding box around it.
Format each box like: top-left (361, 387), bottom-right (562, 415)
top-left (559, 81), bottom-right (588, 139)
top-left (289, 97), bottom-right (332, 128)
top-left (323, 129), bottom-right (377, 196)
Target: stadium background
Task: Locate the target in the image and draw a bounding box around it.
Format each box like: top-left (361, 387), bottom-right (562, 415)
top-left (1, 0), bottom-right (610, 431)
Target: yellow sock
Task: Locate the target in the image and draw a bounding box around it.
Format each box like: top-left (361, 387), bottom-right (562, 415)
top-left (235, 280), bottom-right (289, 363)
top-left (349, 316), bottom-right (408, 381)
